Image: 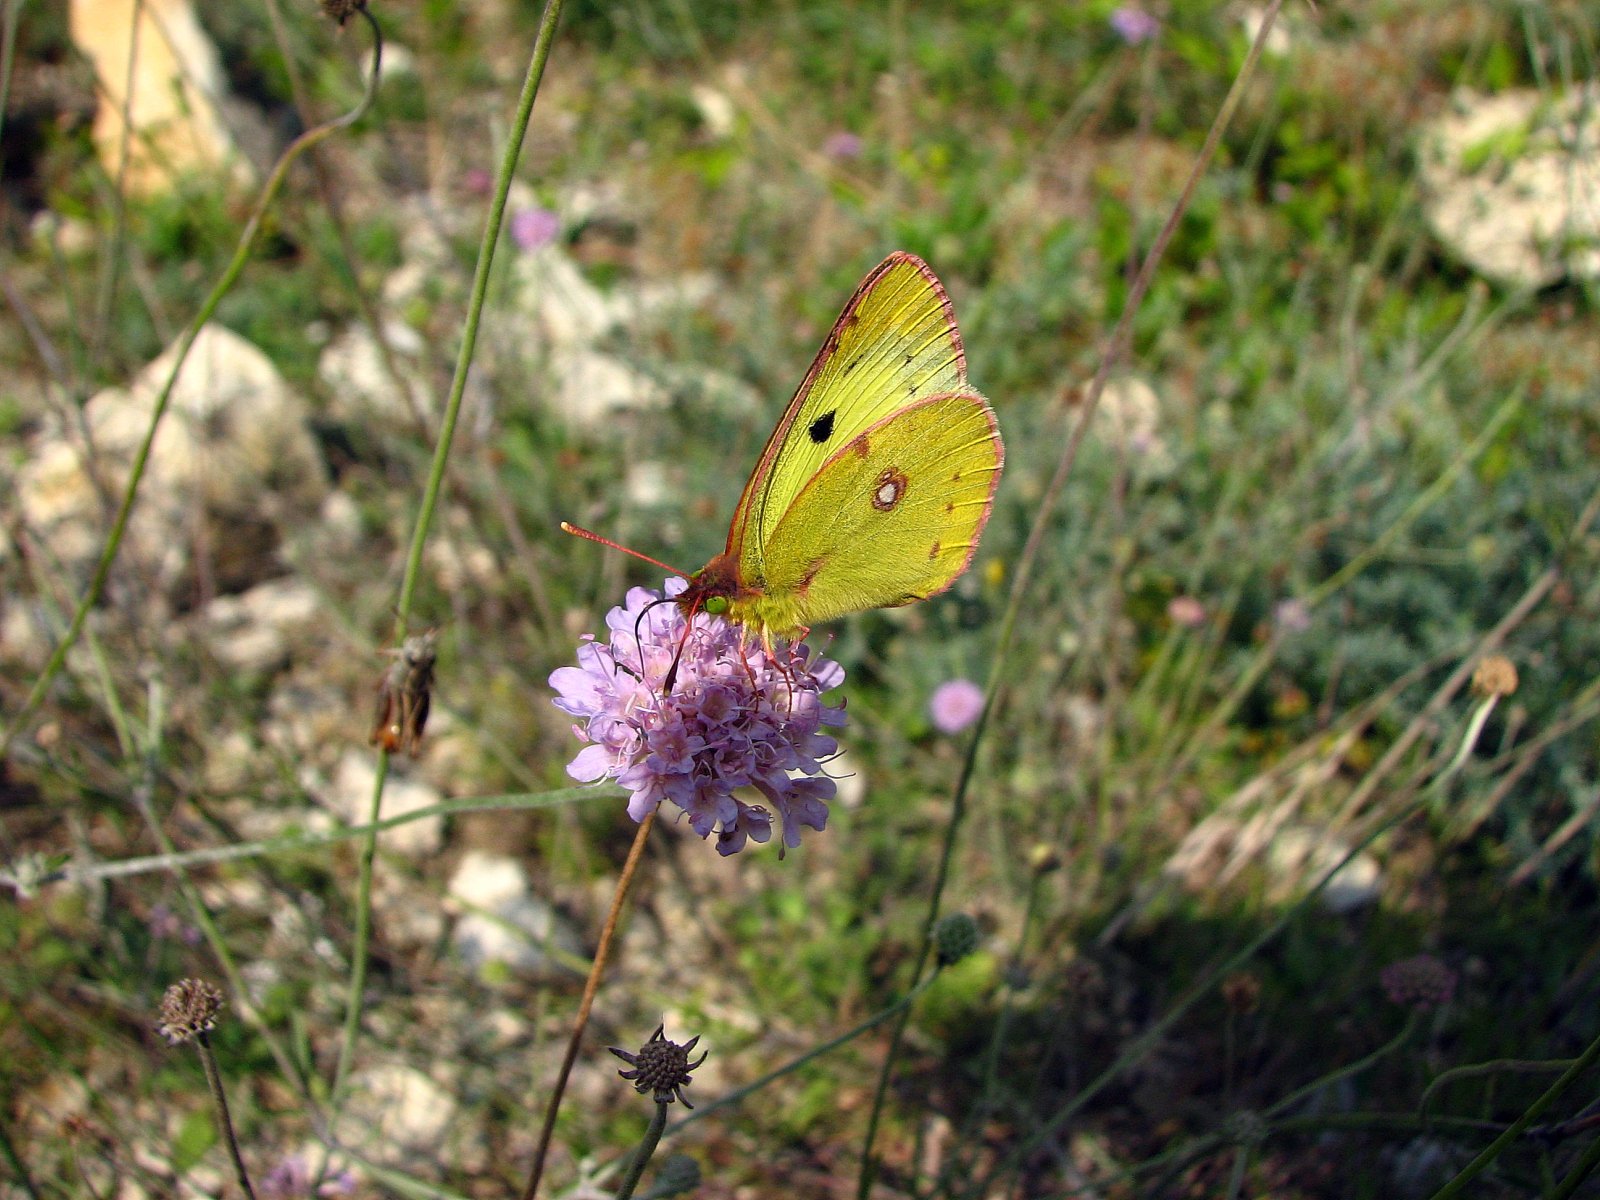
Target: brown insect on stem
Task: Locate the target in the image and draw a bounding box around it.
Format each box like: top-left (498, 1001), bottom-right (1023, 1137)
top-left (370, 629), bottom-right (439, 756)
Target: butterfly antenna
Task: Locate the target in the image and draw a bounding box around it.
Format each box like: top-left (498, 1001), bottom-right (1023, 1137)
top-left (560, 522), bottom-right (686, 575)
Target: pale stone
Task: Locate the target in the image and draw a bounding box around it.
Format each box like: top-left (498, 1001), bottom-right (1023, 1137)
top-left (329, 749), bottom-right (445, 857)
top-left (545, 346), bottom-right (668, 429)
top-left (447, 851), bottom-right (584, 977)
top-left (336, 1063), bottom-right (456, 1153)
top-left (17, 324), bottom-right (325, 601)
top-left (200, 577), bottom-right (322, 674)
top-left (1421, 86), bottom-right (1600, 287)
top-left (68, 0), bottom-right (251, 194)
top-left (1093, 376), bottom-right (1173, 476)
top-left (317, 320), bottom-right (432, 423)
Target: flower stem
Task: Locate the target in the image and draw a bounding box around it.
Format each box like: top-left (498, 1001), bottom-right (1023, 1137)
top-left (330, 0), bottom-right (568, 1105)
top-left (854, 5), bottom-right (1288, 1197)
top-left (1427, 1023), bottom-right (1600, 1199)
top-left (613, 1103), bottom-right (669, 1200)
top-left (197, 1033), bottom-right (258, 1200)
top-left (520, 806), bottom-right (657, 1200)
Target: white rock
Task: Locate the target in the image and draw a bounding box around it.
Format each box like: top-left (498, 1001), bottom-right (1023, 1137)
top-left (690, 83), bottom-right (737, 139)
top-left (336, 1063), bottom-right (456, 1154)
top-left (512, 246), bottom-right (617, 349)
top-left (448, 851), bottom-right (583, 976)
top-left (200, 577), bottom-right (322, 674)
top-left (1265, 825), bottom-right (1383, 913)
top-left (545, 346), bottom-right (668, 429)
top-left (1093, 376), bottom-right (1173, 476)
top-left (68, 0), bottom-right (251, 194)
top-left (329, 749), bottom-right (444, 857)
top-left (1421, 86), bottom-right (1600, 287)
top-left (318, 320), bottom-right (432, 423)
top-left (17, 325), bottom-right (325, 601)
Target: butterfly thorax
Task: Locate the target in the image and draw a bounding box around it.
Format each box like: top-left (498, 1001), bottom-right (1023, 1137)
top-left (679, 553), bottom-right (798, 644)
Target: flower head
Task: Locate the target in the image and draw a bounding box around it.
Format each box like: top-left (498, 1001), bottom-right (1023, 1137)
top-left (1109, 6), bottom-right (1161, 44)
top-left (157, 978), bottom-right (224, 1045)
top-left (1381, 954), bottom-right (1457, 1011)
top-left (928, 678), bottom-right (984, 735)
top-left (823, 130), bottom-right (864, 161)
top-left (550, 579), bottom-right (846, 855)
top-left (510, 206), bottom-right (560, 252)
top-left (609, 1023), bottom-right (707, 1108)
top-left (1167, 595), bottom-right (1207, 629)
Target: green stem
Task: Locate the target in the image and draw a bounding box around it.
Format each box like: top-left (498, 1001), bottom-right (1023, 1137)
top-left (613, 1104), bottom-right (669, 1200)
top-left (1265, 1011), bottom-right (1420, 1120)
top-left (668, 971), bottom-right (941, 1137)
top-left (330, 0), bottom-right (567, 1104)
top-left (854, 4), bottom-right (1287, 1196)
top-left (196, 1033), bottom-right (258, 1200)
top-left (0, 8), bottom-right (382, 762)
top-left (1426, 1024), bottom-right (1600, 1199)
top-left (1550, 1128), bottom-right (1600, 1200)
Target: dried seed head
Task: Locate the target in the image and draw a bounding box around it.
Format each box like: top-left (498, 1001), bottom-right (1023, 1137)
top-left (934, 913), bottom-right (980, 966)
top-left (1382, 954), bottom-right (1457, 1011)
top-left (1221, 971), bottom-right (1262, 1015)
top-left (157, 978), bottom-right (225, 1044)
top-left (1472, 655), bottom-right (1518, 699)
top-left (609, 1025), bottom-right (706, 1108)
top-left (320, 0), bottom-right (366, 25)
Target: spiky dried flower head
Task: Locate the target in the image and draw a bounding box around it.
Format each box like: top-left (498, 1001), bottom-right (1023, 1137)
top-left (609, 1024), bottom-right (706, 1108)
top-left (551, 579), bottom-right (846, 856)
top-left (320, 0), bottom-right (366, 24)
top-left (157, 978), bottom-right (224, 1044)
top-left (935, 913), bottom-right (981, 966)
top-left (1382, 954), bottom-right (1457, 1011)
top-left (1472, 654), bottom-right (1518, 699)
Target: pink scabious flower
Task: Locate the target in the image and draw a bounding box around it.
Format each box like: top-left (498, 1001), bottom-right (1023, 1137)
top-left (550, 579), bottom-right (846, 856)
top-left (510, 206), bottom-right (560, 252)
top-left (1109, 5), bottom-right (1161, 44)
top-left (928, 678), bottom-right (985, 735)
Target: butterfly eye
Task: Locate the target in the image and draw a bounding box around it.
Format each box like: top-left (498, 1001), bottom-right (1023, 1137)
top-left (704, 596), bottom-right (730, 615)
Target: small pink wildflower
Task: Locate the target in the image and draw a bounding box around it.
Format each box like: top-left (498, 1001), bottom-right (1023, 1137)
top-left (929, 679), bottom-right (985, 735)
top-left (1381, 954), bottom-right (1457, 1011)
top-left (1109, 6), bottom-right (1161, 44)
top-left (550, 579), bottom-right (846, 855)
top-left (823, 131), bottom-right (864, 161)
top-left (1167, 595), bottom-right (1206, 629)
top-left (510, 207), bottom-right (560, 252)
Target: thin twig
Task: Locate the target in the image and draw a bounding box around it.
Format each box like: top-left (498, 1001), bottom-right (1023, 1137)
top-left (329, 0), bottom-right (568, 1106)
top-left (855, 4), bottom-right (1289, 1195)
top-left (521, 807), bottom-right (657, 1200)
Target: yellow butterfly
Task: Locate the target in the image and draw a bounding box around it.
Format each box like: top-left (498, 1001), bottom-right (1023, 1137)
top-left (566, 252), bottom-right (1004, 644)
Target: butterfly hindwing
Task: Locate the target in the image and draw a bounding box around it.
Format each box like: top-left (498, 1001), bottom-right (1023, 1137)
top-left (749, 393), bottom-right (1003, 633)
top-left (730, 253), bottom-right (967, 579)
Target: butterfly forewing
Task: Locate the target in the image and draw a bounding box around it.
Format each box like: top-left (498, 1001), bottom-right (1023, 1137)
top-left (750, 393), bottom-right (1003, 633)
top-left (731, 253), bottom-right (967, 580)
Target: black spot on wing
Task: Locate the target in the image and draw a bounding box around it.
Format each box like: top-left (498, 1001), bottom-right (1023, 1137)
top-left (808, 410), bottom-right (836, 443)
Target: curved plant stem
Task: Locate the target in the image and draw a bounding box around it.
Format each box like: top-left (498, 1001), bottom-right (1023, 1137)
top-left (520, 806), bottom-right (656, 1200)
top-left (1427, 1025), bottom-right (1600, 1199)
top-left (854, 4), bottom-right (1288, 1196)
top-left (0, 8), bottom-right (383, 762)
top-left (613, 1103), bottom-right (669, 1200)
top-left (329, 0), bottom-right (567, 1104)
top-left (196, 1033), bottom-right (259, 1200)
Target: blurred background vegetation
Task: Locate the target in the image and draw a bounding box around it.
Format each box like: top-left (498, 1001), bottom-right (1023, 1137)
top-left (2, 0), bottom-right (1599, 1196)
